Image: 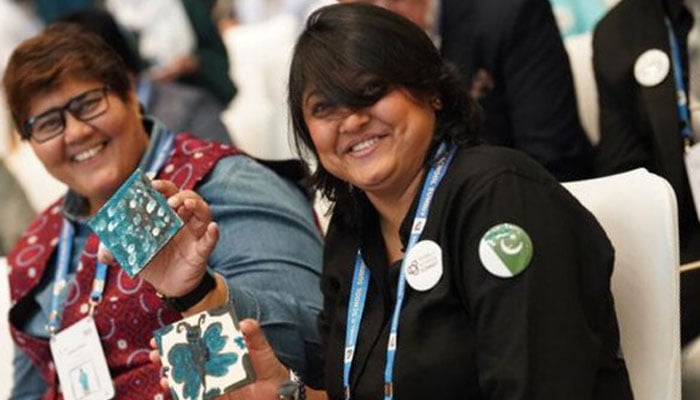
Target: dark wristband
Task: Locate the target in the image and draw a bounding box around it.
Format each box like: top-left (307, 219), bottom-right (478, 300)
top-left (158, 270), bottom-right (216, 312)
top-left (278, 370), bottom-right (306, 400)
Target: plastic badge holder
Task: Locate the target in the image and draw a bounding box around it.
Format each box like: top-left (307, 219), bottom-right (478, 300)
top-left (154, 303), bottom-right (256, 399)
top-left (88, 168), bottom-right (183, 277)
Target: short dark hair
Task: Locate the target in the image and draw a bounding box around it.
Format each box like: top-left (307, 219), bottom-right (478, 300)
top-left (288, 3), bottom-right (480, 223)
top-left (3, 22), bottom-right (132, 138)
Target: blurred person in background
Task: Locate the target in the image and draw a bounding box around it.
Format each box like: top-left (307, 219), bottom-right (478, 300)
top-left (339, 0), bottom-right (594, 181)
top-left (59, 7), bottom-right (233, 145)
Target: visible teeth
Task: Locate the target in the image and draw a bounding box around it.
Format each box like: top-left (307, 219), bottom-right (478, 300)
top-left (74, 144), bottom-right (104, 162)
top-left (351, 137), bottom-right (379, 152)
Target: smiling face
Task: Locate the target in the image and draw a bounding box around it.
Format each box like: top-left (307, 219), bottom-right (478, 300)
top-left (27, 78), bottom-right (149, 214)
top-left (303, 88), bottom-right (437, 199)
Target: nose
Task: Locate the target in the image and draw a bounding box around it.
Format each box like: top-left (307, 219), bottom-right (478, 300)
top-left (339, 109), bottom-right (370, 135)
top-left (63, 112), bottom-right (93, 144)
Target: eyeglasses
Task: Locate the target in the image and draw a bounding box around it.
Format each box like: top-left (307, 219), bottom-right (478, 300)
top-left (22, 86), bottom-right (111, 143)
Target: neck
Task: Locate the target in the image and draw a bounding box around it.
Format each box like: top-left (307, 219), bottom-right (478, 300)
top-left (367, 168), bottom-right (426, 264)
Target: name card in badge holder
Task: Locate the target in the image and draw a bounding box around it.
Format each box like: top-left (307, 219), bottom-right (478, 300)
top-left (49, 317), bottom-right (115, 400)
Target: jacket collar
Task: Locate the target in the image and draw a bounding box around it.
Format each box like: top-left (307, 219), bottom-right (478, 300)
top-left (664, 0), bottom-right (693, 28)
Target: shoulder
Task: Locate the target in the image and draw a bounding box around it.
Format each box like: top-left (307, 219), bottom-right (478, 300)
top-left (596, 0), bottom-right (644, 32)
top-left (439, 146), bottom-right (612, 261)
top-left (594, 0), bottom-right (657, 54)
top-left (201, 155), bottom-right (311, 210)
top-left (593, 0), bottom-right (666, 87)
top-left (446, 145), bottom-right (558, 190)
top-left (7, 199), bottom-right (63, 259)
top-left (438, 145), bottom-right (596, 222)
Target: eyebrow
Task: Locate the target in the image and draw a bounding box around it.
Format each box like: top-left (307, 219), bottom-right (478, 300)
top-left (31, 91), bottom-right (84, 119)
top-left (303, 90), bottom-right (321, 108)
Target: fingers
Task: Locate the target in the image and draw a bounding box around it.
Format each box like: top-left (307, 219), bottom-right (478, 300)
top-left (240, 319), bottom-right (270, 351)
top-left (152, 181), bottom-right (212, 236)
top-left (151, 180), bottom-right (179, 198)
top-left (196, 222), bottom-right (219, 260)
top-left (149, 337), bottom-right (162, 366)
top-left (148, 337), bottom-right (169, 389)
top-left (239, 319), bottom-right (289, 381)
top-left (97, 242), bottom-right (116, 266)
top-left (168, 191), bottom-right (212, 238)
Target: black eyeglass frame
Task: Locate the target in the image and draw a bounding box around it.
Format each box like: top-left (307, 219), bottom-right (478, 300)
top-left (22, 86), bottom-right (111, 143)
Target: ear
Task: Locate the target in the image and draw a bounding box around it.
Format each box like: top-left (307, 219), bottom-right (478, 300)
top-left (126, 89), bottom-right (142, 115)
top-left (431, 97), bottom-right (442, 110)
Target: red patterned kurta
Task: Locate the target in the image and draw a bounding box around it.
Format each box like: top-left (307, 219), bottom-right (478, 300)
top-left (7, 134), bottom-right (239, 399)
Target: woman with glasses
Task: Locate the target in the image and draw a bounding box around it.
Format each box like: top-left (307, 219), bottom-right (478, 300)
top-left (3, 22), bottom-right (323, 399)
top-left (187, 4), bottom-right (633, 399)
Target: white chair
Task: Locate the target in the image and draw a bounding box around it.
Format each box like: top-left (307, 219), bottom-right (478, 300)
top-left (563, 168), bottom-right (681, 400)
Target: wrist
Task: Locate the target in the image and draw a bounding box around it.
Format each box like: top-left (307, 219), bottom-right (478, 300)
top-left (181, 272), bottom-right (229, 316)
top-left (278, 369), bottom-right (306, 400)
top-left (157, 270), bottom-right (226, 314)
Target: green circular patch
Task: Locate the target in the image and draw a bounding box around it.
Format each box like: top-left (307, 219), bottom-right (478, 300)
top-left (478, 223), bottom-right (533, 278)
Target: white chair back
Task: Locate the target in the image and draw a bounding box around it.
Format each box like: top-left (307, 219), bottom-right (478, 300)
top-left (563, 168), bottom-right (681, 400)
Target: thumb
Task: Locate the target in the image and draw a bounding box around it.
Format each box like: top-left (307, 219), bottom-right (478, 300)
top-left (97, 243), bottom-right (116, 266)
top-left (239, 319), bottom-right (288, 381)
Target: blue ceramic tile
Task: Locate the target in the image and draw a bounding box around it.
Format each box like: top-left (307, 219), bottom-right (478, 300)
top-left (88, 169), bottom-right (183, 277)
top-left (154, 303), bottom-right (255, 399)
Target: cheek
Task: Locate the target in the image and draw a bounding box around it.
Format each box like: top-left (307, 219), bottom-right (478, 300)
top-left (30, 141), bottom-right (59, 166)
top-left (307, 123), bottom-right (335, 154)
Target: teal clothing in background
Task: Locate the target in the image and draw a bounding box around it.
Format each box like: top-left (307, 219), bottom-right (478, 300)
top-left (549, 0), bottom-right (607, 36)
top-left (32, 0), bottom-right (95, 23)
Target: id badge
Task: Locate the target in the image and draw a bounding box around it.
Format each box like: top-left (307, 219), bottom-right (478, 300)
top-left (49, 317), bottom-right (115, 400)
top-left (685, 142), bottom-right (700, 223)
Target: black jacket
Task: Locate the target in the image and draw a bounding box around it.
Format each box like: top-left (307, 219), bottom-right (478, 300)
top-left (319, 145), bottom-right (632, 399)
top-left (593, 0), bottom-right (700, 344)
top-left (439, 0), bottom-right (593, 181)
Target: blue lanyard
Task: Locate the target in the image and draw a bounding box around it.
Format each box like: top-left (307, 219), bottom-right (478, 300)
top-left (147, 129), bottom-right (175, 176)
top-left (343, 143), bottom-right (457, 400)
top-left (665, 17), bottom-right (693, 144)
top-left (47, 130), bottom-right (175, 334)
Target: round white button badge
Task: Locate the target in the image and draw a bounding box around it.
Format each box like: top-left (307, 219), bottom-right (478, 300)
top-left (634, 49), bottom-right (670, 87)
top-left (404, 240), bottom-right (443, 291)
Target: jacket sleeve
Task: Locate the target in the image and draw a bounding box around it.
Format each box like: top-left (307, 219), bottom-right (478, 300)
top-left (197, 155), bottom-right (324, 385)
top-left (453, 171), bottom-right (631, 399)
